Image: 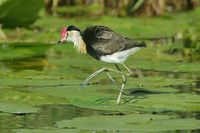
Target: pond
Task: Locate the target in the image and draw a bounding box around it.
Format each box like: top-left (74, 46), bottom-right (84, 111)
top-left (0, 42), bottom-right (200, 133)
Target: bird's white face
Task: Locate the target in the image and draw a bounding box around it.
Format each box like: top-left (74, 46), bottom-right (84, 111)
top-left (66, 30), bottom-right (81, 43)
top-left (58, 28), bottom-right (80, 44)
top-left (57, 26), bottom-right (86, 53)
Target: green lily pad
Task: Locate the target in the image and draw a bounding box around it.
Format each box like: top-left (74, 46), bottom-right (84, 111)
top-left (0, 43), bottom-right (50, 61)
top-left (0, 77), bottom-right (82, 87)
top-left (0, 112), bottom-right (12, 116)
top-left (13, 128), bottom-right (78, 133)
top-left (32, 82), bottom-right (200, 112)
top-left (56, 114), bottom-right (200, 132)
top-left (0, 42), bottom-right (200, 132)
top-left (0, 102), bottom-right (39, 114)
top-left (0, 0), bottom-right (43, 27)
top-left (0, 87), bottom-right (68, 106)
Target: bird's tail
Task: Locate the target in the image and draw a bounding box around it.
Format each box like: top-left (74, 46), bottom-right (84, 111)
top-left (136, 41), bottom-right (146, 47)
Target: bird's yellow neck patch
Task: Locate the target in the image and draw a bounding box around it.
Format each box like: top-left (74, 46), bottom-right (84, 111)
top-left (77, 39), bottom-right (87, 54)
top-left (67, 31), bottom-right (87, 54)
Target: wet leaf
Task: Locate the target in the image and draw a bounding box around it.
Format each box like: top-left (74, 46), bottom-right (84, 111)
top-left (32, 82), bottom-right (200, 112)
top-left (0, 0), bottom-right (43, 27)
top-left (13, 128), bottom-right (78, 133)
top-left (0, 102), bottom-right (39, 114)
top-left (0, 87), bottom-right (68, 106)
top-left (0, 42), bottom-right (200, 132)
top-left (56, 114), bottom-right (200, 132)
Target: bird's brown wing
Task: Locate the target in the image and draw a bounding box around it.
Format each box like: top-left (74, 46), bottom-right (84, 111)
top-left (91, 26), bottom-right (144, 55)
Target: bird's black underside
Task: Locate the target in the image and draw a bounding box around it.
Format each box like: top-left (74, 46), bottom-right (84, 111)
top-left (81, 25), bottom-right (146, 60)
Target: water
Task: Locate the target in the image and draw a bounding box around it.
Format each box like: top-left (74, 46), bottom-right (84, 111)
top-left (0, 104), bottom-right (104, 132)
top-left (0, 43), bottom-right (200, 133)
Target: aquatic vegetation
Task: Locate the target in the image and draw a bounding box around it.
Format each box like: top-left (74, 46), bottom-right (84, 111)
top-left (0, 42), bottom-right (199, 132)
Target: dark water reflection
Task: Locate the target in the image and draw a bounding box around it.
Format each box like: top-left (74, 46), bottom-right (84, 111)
top-left (0, 104), bottom-right (104, 131)
top-left (166, 82), bottom-right (200, 94)
top-left (0, 104), bottom-right (199, 133)
top-left (132, 68), bottom-right (200, 79)
top-left (152, 110), bottom-right (200, 120)
top-left (1, 55), bottom-right (47, 71)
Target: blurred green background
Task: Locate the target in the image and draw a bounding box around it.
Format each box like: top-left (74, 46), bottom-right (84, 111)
top-left (0, 0), bottom-right (200, 60)
top-left (0, 0), bottom-right (200, 133)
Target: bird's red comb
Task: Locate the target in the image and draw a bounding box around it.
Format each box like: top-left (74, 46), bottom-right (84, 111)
top-left (60, 27), bottom-right (67, 39)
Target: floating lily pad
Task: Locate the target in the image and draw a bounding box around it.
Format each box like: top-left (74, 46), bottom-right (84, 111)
top-left (0, 77), bottom-right (82, 87)
top-left (0, 112), bottom-right (11, 116)
top-left (0, 43), bottom-right (50, 60)
top-left (0, 0), bottom-right (43, 27)
top-left (0, 42), bottom-right (200, 132)
top-left (32, 81), bottom-right (200, 112)
top-left (0, 87), bottom-right (68, 106)
top-left (0, 102), bottom-right (39, 114)
top-left (56, 114), bottom-right (200, 132)
top-left (13, 128), bottom-right (78, 133)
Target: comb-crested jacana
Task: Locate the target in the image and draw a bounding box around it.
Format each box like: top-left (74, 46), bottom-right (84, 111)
top-left (58, 25), bottom-right (146, 104)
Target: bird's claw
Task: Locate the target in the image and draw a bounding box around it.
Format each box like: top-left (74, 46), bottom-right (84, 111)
top-left (127, 72), bottom-right (133, 77)
top-left (80, 84), bottom-right (85, 89)
top-left (80, 68), bottom-right (106, 89)
top-left (80, 81), bottom-right (87, 89)
top-left (80, 76), bottom-right (93, 89)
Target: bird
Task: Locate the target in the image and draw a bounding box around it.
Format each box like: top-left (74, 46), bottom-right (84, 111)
top-left (57, 25), bottom-right (146, 104)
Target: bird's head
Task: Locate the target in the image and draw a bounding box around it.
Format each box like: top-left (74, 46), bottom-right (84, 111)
top-left (57, 25), bottom-right (86, 53)
top-left (57, 25), bottom-right (81, 44)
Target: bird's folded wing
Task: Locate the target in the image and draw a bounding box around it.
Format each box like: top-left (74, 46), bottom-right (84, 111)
top-left (92, 30), bottom-right (143, 55)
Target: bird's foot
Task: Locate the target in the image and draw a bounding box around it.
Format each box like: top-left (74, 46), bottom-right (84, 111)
top-left (81, 68), bottom-right (107, 89)
top-left (80, 67), bottom-right (129, 89)
top-left (127, 71), bottom-right (134, 77)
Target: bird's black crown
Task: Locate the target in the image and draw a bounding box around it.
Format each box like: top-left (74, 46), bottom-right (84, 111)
top-left (67, 25), bottom-right (81, 32)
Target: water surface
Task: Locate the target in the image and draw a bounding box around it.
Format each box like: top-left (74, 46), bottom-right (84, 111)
top-left (0, 43), bottom-right (200, 133)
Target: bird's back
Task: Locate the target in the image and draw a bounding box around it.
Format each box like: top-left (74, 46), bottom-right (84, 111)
top-left (82, 25), bottom-right (146, 60)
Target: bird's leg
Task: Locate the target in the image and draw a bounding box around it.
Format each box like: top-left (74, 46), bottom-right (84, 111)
top-left (106, 72), bottom-right (116, 84)
top-left (106, 72), bottom-right (120, 88)
top-left (121, 63), bottom-right (133, 75)
top-left (115, 64), bottom-right (127, 104)
top-left (106, 72), bottom-right (123, 89)
top-left (116, 74), bottom-right (127, 104)
top-left (81, 67), bottom-right (127, 89)
top-left (81, 68), bottom-right (106, 88)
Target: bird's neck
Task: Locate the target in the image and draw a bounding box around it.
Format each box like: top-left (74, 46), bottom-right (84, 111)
top-left (69, 33), bottom-right (87, 54)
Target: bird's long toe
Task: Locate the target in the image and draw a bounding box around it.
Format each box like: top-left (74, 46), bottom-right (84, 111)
top-left (80, 79), bottom-right (89, 89)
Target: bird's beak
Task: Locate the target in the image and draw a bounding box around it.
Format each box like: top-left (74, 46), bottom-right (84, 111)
top-left (57, 38), bottom-right (65, 44)
top-left (57, 40), bottom-right (62, 44)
